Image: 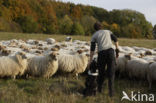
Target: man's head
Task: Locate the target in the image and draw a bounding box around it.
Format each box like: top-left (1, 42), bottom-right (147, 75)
top-left (94, 22), bottom-right (102, 31)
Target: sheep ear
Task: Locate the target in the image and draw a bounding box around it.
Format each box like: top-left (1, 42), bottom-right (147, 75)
top-left (86, 54), bottom-right (90, 57)
top-left (18, 52), bottom-right (27, 59)
top-left (16, 54), bottom-right (22, 62)
top-left (139, 53), bottom-right (144, 58)
top-left (49, 52), bottom-right (56, 58)
top-left (149, 62), bottom-right (154, 65)
top-left (22, 54), bottom-right (27, 59)
top-left (17, 52), bottom-right (23, 55)
top-left (56, 52), bottom-right (59, 55)
top-left (6, 49), bottom-right (9, 53)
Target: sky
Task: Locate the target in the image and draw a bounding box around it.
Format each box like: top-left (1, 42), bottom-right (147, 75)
top-left (60, 0), bottom-right (156, 26)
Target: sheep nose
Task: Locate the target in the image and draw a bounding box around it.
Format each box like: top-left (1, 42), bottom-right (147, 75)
top-left (54, 57), bottom-right (57, 61)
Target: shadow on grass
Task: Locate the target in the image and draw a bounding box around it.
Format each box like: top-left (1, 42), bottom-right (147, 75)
top-left (14, 79), bottom-right (39, 95)
top-left (49, 78), bottom-right (85, 96)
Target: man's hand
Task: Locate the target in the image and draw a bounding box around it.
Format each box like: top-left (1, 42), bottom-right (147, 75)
top-left (115, 48), bottom-right (120, 58)
top-left (114, 41), bottom-right (119, 58)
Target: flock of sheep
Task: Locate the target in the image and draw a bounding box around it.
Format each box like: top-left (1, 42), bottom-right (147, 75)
top-left (0, 37), bottom-right (156, 89)
top-left (116, 46), bottom-right (156, 89)
top-left (0, 37), bottom-right (89, 79)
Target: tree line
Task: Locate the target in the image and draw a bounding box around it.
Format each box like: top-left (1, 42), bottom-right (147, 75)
top-left (0, 0), bottom-right (154, 38)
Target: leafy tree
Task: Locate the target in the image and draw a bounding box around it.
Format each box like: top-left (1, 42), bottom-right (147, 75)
top-left (0, 17), bottom-right (22, 32)
top-left (16, 16), bottom-right (38, 33)
top-left (121, 23), bottom-right (142, 38)
top-left (59, 15), bottom-right (73, 35)
top-left (101, 21), bottom-right (110, 30)
top-left (153, 25), bottom-right (156, 39)
top-left (71, 6), bottom-right (82, 20)
top-left (80, 15), bottom-right (96, 35)
top-left (71, 22), bottom-right (85, 35)
top-left (92, 7), bottom-right (109, 22)
top-left (38, 3), bottom-right (58, 34)
top-left (0, 0), bottom-right (153, 38)
top-left (110, 23), bottom-right (121, 37)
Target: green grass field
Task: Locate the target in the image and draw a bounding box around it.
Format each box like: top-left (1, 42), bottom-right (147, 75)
top-left (0, 32), bottom-right (156, 103)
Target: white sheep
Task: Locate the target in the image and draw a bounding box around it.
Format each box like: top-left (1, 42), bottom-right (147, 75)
top-left (58, 53), bottom-right (89, 76)
top-left (26, 52), bottom-right (58, 78)
top-left (0, 52), bottom-right (28, 79)
top-left (126, 58), bottom-right (149, 79)
top-left (147, 62), bottom-right (156, 89)
top-left (65, 36), bottom-right (72, 42)
top-left (142, 56), bottom-right (156, 62)
top-left (116, 54), bottom-right (131, 75)
top-left (46, 38), bottom-right (56, 44)
top-left (122, 46), bottom-right (135, 53)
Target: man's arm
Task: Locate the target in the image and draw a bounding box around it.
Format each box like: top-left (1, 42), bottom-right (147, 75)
top-left (90, 42), bottom-right (96, 60)
top-left (111, 34), bottom-right (118, 43)
top-left (111, 34), bottom-right (119, 58)
top-left (114, 41), bottom-right (119, 49)
top-left (88, 42), bottom-right (96, 67)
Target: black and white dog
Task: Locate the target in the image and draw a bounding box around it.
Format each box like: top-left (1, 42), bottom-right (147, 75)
top-left (83, 59), bottom-right (98, 96)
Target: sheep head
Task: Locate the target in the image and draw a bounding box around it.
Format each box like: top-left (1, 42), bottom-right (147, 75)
top-left (17, 52), bottom-right (27, 59)
top-left (1, 49), bottom-right (11, 56)
top-left (124, 54), bottom-right (131, 60)
top-left (51, 47), bottom-right (59, 51)
top-left (80, 53), bottom-right (89, 62)
top-left (65, 37), bottom-right (72, 42)
top-left (77, 49), bottom-right (83, 54)
top-left (86, 54), bottom-right (90, 57)
top-left (54, 45), bottom-right (60, 49)
top-left (15, 52), bottom-right (27, 67)
top-left (49, 52), bottom-right (59, 61)
top-left (0, 45), bottom-right (6, 51)
top-left (145, 51), bottom-right (152, 55)
top-left (34, 40), bottom-right (39, 44)
top-left (139, 53), bottom-right (145, 58)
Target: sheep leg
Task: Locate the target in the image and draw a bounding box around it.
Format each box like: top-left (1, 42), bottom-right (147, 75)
top-left (12, 75), bottom-right (16, 80)
top-left (46, 76), bottom-right (49, 79)
top-left (76, 73), bottom-right (79, 80)
top-left (26, 74), bottom-right (29, 79)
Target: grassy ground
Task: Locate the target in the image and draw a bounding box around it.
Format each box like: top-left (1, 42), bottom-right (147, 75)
top-left (0, 76), bottom-right (155, 103)
top-left (0, 32), bottom-right (156, 103)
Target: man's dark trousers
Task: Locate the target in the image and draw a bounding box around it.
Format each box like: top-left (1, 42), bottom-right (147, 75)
top-left (97, 48), bottom-right (116, 97)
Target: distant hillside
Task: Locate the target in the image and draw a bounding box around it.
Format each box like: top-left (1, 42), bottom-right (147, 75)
top-left (0, 0), bottom-right (153, 38)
